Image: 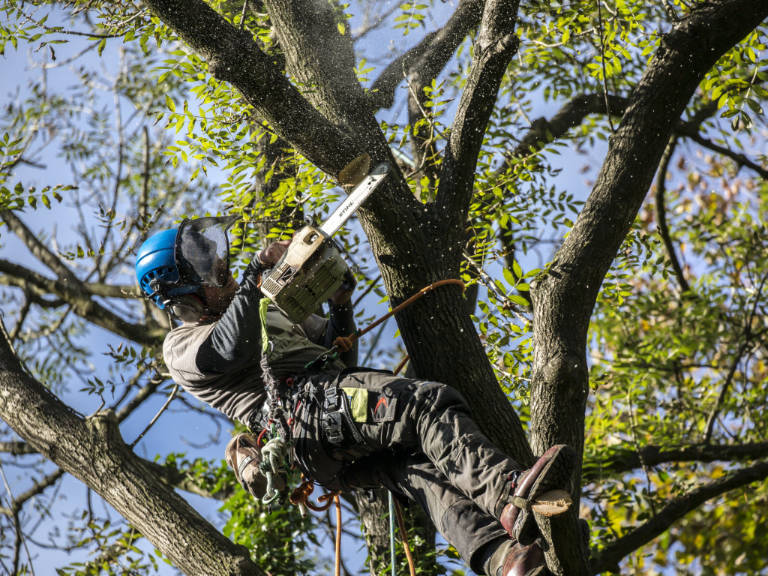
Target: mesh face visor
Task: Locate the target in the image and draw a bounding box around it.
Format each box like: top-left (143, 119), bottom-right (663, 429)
top-left (175, 215), bottom-right (238, 289)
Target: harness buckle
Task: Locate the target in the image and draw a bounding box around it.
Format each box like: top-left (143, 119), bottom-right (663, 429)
top-left (324, 385), bottom-right (340, 411)
top-left (322, 411), bottom-right (345, 445)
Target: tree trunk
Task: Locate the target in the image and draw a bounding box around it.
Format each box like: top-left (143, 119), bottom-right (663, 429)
top-left (529, 2), bottom-right (768, 574)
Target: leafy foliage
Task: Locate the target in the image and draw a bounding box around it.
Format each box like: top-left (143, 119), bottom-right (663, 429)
top-left (0, 1), bottom-right (766, 575)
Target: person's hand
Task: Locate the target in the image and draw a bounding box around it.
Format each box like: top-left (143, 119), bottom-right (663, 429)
top-left (329, 269), bottom-right (356, 307)
top-left (257, 239), bottom-right (291, 267)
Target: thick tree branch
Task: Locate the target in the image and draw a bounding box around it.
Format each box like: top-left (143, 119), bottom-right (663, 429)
top-left (436, 0), bottom-right (521, 240)
top-left (584, 441), bottom-right (768, 483)
top-left (0, 210), bottom-right (80, 284)
top-left (0, 259), bottom-right (164, 347)
top-left (504, 90), bottom-right (765, 181)
top-left (0, 469), bottom-right (64, 515)
top-left (262, 0), bottom-right (420, 221)
top-left (0, 333), bottom-right (262, 575)
top-left (531, 0), bottom-right (768, 454)
top-left (509, 93), bottom-right (629, 160)
top-left (141, 0), bottom-right (358, 177)
top-left (654, 137), bottom-right (690, 292)
top-left (367, 0), bottom-right (483, 111)
top-left (589, 459), bottom-right (768, 574)
top-left (0, 438), bottom-right (230, 501)
top-left (0, 441), bottom-right (36, 455)
top-left (83, 282), bottom-right (142, 299)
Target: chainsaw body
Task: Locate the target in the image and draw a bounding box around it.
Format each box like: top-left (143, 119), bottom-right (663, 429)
top-left (260, 225), bottom-right (348, 323)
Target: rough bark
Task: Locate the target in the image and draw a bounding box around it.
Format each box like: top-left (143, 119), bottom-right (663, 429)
top-left (0, 335), bottom-right (263, 576)
top-left (529, 2), bottom-right (768, 574)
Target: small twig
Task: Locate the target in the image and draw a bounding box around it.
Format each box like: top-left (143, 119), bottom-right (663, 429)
top-left (703, 273), bottom-right (768, 442)
top-left (626, 389), bottom-right (657, 516)
top-left (353, 274), bottom-right (383, 308)
top-left (654, 137), bottom-right (690, 293)
top-left (463, 250), bottom-right (527, 322)
top-left (681, 131), bottom-right (768, 180)
top-left (130, 384), bottom-right (179, 448)
top-left (595, 0), bottom-right (616, 132)
top-left (8, 296), bottom-right (31, 342)
top-left (352, 2), bottom-right (402, 41)
top-left (239, 0), bottom-right (249, 30)
top-left (0, 460), bottom-right (37, 576)
top-left (360, 317), bottom-right (391, 366)
top-left (42, 40), bottom-right (100, 69)
top-left (19, 9), bottom-right (122, 39)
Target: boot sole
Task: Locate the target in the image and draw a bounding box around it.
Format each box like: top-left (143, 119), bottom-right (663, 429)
top-left (515, 445), bottom-right (576, 546)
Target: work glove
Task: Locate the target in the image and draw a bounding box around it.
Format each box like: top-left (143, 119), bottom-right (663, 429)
top-left (225, 433), bottom-right (268, 499)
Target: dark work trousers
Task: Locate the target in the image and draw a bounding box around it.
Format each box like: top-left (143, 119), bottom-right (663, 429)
top-left (290, 369), bottom-right (522, 573)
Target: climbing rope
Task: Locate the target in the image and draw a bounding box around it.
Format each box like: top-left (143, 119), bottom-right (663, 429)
top-left (290, 478), bottom-right (336, 513)
top-left (333, 278), bottom-right (466, 354)
top-left (394, 499), bottom-right (417, 576)
top-left (334, 494), bottom-right (342, 576)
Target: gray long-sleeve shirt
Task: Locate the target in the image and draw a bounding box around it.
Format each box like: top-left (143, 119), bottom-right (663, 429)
top-left (163, 261), bottom-right (355, 426)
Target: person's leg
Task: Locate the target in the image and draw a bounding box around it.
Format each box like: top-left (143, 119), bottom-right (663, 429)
top-left (330, 370), bottom-right (575, 545)
top-left (346, 451), bottom-right (511, 575)
top-left (334, 371), bottom-right (521, 518)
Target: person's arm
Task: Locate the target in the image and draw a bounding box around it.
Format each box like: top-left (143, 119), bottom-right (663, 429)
top-left (195, 240), bottom-right (289, 373)
top-left (195, 259), bottom-right (265, 373)
top-left (323, 271), bottom-right (358, 366)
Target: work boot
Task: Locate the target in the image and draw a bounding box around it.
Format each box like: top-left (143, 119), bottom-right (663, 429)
top-left (499, 444), bottom-right (576, 546)
top-left (497, 541), bottom-right (545, 576)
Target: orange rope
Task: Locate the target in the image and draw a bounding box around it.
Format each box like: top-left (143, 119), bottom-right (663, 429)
top-left (333, 278), bottom-right (466, 353)
top-left (393, 354), bottom-right (410, 376)
top-left (394, 499), bottom-right (417, 576)
top-left (289, 479), bottom-right (337, 512)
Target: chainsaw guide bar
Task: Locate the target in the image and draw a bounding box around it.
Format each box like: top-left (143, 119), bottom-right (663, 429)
top-left (260, 162), bottom-right (390, 323)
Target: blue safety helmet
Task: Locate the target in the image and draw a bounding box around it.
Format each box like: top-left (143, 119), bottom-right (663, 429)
top-left (135, 216), bottom-right (238, 309)
top-left (135, 229), bottom-right (196, 309)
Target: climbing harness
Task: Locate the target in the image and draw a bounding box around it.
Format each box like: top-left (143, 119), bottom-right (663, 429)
top-left (258, 278), bottom-right (466, 574)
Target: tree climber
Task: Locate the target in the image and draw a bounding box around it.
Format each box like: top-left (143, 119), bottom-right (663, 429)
top-left (135, 216), bottom-right (576, 576)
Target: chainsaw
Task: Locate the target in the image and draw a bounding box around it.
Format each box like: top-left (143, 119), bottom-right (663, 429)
top-left (259, 161), bottom-right (389, 322)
